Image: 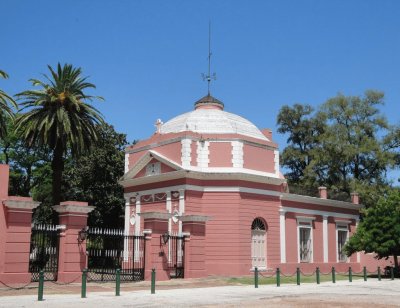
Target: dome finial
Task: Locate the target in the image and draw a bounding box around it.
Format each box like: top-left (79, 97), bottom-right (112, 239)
top-left (201, 21), bottom-right (216, 96)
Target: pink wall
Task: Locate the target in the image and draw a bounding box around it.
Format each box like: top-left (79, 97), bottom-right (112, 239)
top-left (154, 142), bottom-right (182, 164)
top-left (285, 212), bottom-right (298, 263)
top-left (243, 144), bottom-right (275, 173)
top-left (208, 142), bottom-right (232, 167)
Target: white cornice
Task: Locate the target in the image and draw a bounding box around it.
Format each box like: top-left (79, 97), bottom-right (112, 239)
top-left (282, 206), bottom-right (359, 220)
top-left (138, 212), bottom-right (172, 219)
top-left (53, 204), bottom-right (95, 214)
top-left (179, 215), bottom-right (212, 222)
top-left (281, 193), bottom-right (362, 210)
top-left (3, 200), bottom-right (40, 210)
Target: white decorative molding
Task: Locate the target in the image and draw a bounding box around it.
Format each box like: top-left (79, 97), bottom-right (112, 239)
top-left (145, 162), bottom-right (161, 176)
top-left (179, 215), bottom-right (211, 222)
top-left (281, 193), bottom-right (362, 210)
top-left (323, 215), bottom-right (329, 263)
top-left (335, 219), bottom-right (351, 225)
top-left (178, 189), bottom-right (185, 234)
top-left (231, 141), bottom-right (244, 168)
top-left (296, 216), bottom-right (316, 222)
top-left (181, 139), bottom-right (192, 168)
top-left (274, 150), bottom-right (280, 176)
top-left (124, 153), bottom-right (129, 174)
top-left (279, 209), bottom-right (286, 263)
top-left (135, 195), bottom-right (141, 236)
top-left (196, 141), bottom-right (209, 168)
top-left (143, 229), bottom-right (152, 235)
top-left (3, 199), bottom-right (40, 210)
top-left (53, 204), bottom-right (94, 214)
top-left (281, 206), bottom-right (359, 220)
top-left (138, 212), bottom-right (173, 219)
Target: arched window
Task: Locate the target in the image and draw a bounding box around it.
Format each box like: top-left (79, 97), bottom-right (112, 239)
top-left (251, 218), bottom-right (267, 269)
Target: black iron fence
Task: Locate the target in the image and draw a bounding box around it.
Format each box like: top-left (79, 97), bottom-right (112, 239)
top-left (29, 224), bottom-right (60, 282)
top-left (166, 234), bottom-right (185, 278)
top-left (86, 228), bottom-right (145, 282)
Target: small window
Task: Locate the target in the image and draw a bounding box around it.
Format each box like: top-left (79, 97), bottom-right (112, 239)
top-left (251, 218), bottom-right (266, 268)
top-left (337, 224), bottom-right (349, 262)
top-left (299, 227), bottom-right (312, 262)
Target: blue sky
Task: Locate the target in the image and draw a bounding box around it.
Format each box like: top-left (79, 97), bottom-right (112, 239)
top-left (2, 0), bottom-right (400, 183)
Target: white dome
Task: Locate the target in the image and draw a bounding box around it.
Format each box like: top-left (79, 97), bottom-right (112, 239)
top-left (160, 96), bottom-right (269, 141)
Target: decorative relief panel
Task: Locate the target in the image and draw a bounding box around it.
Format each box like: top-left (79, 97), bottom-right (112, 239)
top-left (145, 162), bottom-right (161, 176)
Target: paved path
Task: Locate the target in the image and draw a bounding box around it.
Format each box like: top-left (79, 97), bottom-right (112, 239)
top-left (0, 279), bottom-right (399, 307)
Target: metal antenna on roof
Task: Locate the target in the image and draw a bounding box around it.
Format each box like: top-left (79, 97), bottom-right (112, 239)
top-left (202, 21), bottom-right (216, 95)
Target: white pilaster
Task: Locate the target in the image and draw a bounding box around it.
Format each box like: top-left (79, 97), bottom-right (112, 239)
top-left (196, 141), bottom-right (209, 168)
top-left (178, 189), bottom-right (185, 234)
top-left (356, 219), bottom-right (360, 263)
top-left (279, 209), bottom-right (286, 263)
top-left (181, 139), bottom-right (192, 168)
top-left (124, 153), bottom-right (129, 174)
top-left (323, 215), bottom-right (329, 263)
top-left (167, 191), bottom-right (172, 262)
top-left (274, 150), bottom-right (280, 176)
top-left (231, 141), bottom-right (244, 168)
top-left (135, 194), bottom-right (141, 235)
top-left (124, 197), bottom-right (130, 261)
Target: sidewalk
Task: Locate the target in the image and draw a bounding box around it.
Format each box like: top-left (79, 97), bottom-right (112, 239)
top-left (0, 279), bottom-right (399, 307)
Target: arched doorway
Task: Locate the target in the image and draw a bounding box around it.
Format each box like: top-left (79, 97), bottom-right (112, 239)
top-left (251, 218), bottom-right (267, 269)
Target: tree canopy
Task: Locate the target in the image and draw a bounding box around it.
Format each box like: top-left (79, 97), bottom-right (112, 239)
top-left (0, 70), bottom-right (18, 140)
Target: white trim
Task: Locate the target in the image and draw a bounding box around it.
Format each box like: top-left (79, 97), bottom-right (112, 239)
top-left (179, 215), bottom-right (211, 222)
top-left (279, 209), bottom-right (286, 263)
top-left (124, 153), bottom-right (129, 174)
top-left (335, 219), bottom-right (351, 225)
top-left (231, 141), bottom-right (244, 168)
top-left (296, 216), bottom-right (316, 222)
top-left (297, 221), bottom-right (313, 263)
top-left (336, 225), bottom-right (349, 263)
top-left (196, 141), bottom-right (209, 168)
top-left (135, 195), bottom-right (141, 236)
top-left (53, 204), bottom-right (94, 214)
top-left (274, 150), bottom-right (280, 177)
top-left (178, 189), bottom-right (185, 234)
top-left (323, 215), bottom-right (329, 263)
top-left (181, 139), bottom-right (192, 168)
top-left (3, 200), bottom-right (40, 210)
top-left (124, 201), bottom-right (130, 261)
top-left (281, 206), bottom-right (359, 220)
top-left (282, 193), bottom-right (362, 210)
top-left (137, 212), bottom-right (173, 219)
top-left (356, 219), bottom-right (360, 263)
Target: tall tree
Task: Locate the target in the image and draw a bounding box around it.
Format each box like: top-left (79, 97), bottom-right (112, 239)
top-left (345, 188), bottom-right (400, 270)
top-left (0, 70), bottom-right (18, 139)
top-left (15, 63), bottom-right (104, 206)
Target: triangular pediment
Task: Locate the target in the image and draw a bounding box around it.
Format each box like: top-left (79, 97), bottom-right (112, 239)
top-left (121, 150), bottom-right (182, 181)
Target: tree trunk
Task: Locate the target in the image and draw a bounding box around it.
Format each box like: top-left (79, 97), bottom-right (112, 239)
top-left (51, 143), bottom-right (64, 207)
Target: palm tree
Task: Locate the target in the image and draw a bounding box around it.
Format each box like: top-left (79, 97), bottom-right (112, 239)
top-left (0, 70), bottom-right (18, 139)
top-left (16, 63), bottom-right (104, 206)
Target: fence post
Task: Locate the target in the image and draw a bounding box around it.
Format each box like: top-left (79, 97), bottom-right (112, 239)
top-left (38, 270), bottom-right (44, 301)
top-left (276, 268), bottom-right (280, 287)
top-left (81, 269), bottom-right (87, 298)
top-left (116, 268), bottom-right (121, 296)
top-left (316, 267), bottom-right (320, 284)
top-left (254, 267), bottom-right (259, 288)
top-left (378, 267), bottom-right (381, 281)
top-left (296, 267), bottom-right (300, 285)
top-left (363, 266), bottom-right (367, 281)
top-left (151, 268), bottom-right (156, 294)
top-left (390, 267), bottom-right (394, 280)
top-left (349, 267), bottom-right (352, 282)
top-left (332, 267), bottom-right (336, 283)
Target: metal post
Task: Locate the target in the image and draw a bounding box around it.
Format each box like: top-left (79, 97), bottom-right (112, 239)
top-left (363, 266), bottom-right (367, 281)
top-left (276, 268), bottom-right (280, 287)
top-left (38, 270), bottom-right (44, 301)
top-left (151, 268), bottom-right (156, 294)
top-left (378, 267), bottom-right (381, 281)
top-left (332, 267), bottom-right (336, 283)
top-left (81, 269), bottom-right (87, 298)
top-left (349, 267), bottom-right (352, 282)
top-left (116, 268), bottom-right (121, 296)
top-left (254, 267), bottom-right (259, 288)
top-left (316, 267), bottom-right (320, 284)
top-left (296, 267), bottom-right (300, 285)
top-left (390, 267), bottom-right (394, 280)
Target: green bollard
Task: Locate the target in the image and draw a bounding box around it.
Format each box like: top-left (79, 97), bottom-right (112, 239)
top-left (316, 267), bottom-right (320, 284)
top-left (390, 267), bottom-right (394, 280)
top-left (151, 268), bottom-right (156, 294)
top-left (349, 267), bottom-right (352, 282)
top-left (81, 269), bottom-right (87, 298)
top-left (254, 267), bottom-right (259, 288)
top-left (296, 267), bottom-right (300, 286)
top-left (378, 267), bottom-right (381, 281)
top-left (38, 270), bottom-right (44, 301)
top-left (276, 268), bottom-right (280, 287)
top-left (363, 266), bottom-right (367, 281)
top-left (332, 267), bottom-right (336, 283)
top-left (116, 268), bottom-right (121, 296)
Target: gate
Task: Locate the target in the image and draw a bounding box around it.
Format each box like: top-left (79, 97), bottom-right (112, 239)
top-left (166, 234), bottom-right (185, 278)
top-left (86, 228), bottom-right (145, 282)
top-left (29, 224), bottom-right (60, 281)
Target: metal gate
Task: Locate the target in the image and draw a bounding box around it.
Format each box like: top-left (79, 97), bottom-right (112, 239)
top-left (86, 228), bottom-right (145, 282)
top-left (166, 234), bottom-right (185, 278)
top-left (29, 224), bottom-right (60, 281)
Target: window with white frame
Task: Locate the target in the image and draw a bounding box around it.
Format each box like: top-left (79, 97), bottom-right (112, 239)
top-left (337, 223), bottom-right (349, 262)
top-left (297, 217), bottom-right (314, 263)
top-left (251, 218), bottom-right (266, 268)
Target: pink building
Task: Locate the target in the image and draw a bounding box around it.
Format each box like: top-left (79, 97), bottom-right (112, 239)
top-left (120, 95), bottom-right (367, 277)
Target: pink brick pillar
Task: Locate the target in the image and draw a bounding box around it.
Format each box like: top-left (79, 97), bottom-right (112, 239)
top-left (53, 201), bottom-right (94, 283)
top-left (140, 212), bottom-right (171, 281)
top-left (0, 197), bottom-right (40, 284)
top-left (181, 215), bottom-right (209, 279)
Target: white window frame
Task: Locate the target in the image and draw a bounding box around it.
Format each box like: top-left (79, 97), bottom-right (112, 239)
top-left (296, 216), bottom-right (315, 263)
top-left (336, 221), bottom-right (350, 263)
top-left (251, 229), bottom-right (267, 270)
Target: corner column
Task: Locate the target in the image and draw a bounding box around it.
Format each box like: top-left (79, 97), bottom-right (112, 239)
top-left (53, 201), bottom-right (94, 283)
top-left (0, 198), bottom-right (40, 284)
top-left (279, 209), bottom-right (286, 263)
top-left (323, 215), bottom-right (329, 263)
